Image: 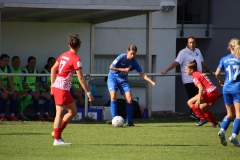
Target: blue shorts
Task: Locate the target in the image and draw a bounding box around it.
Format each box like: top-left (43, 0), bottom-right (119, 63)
top-left (107, 76), bottom-right (131, 95)
top-left (223, 93), bottom-right (240, 105)
top-left (70, 89), bottom-right (75, 96)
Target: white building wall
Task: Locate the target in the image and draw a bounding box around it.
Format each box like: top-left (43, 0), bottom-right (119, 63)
top-left (94, 4), bottom-right (177, 112)
top-left (1, 22), bottom-right (91, 73)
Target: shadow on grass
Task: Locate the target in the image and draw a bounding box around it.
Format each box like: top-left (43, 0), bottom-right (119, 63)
top-left (83, 143), bottom-right (209, 147)
top-left (0, 132), bottom-right (48, 136)
top-left (69, 113), bottom-right (226, 125)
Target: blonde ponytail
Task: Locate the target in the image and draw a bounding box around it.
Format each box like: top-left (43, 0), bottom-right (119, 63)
top-left (234, 41), bottom-right (240, 59)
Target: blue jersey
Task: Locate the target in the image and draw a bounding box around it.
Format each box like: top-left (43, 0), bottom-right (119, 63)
top-left (217, 54), bottom-right (240, 94)
top-left (108, 53), bottom-right (143, 82)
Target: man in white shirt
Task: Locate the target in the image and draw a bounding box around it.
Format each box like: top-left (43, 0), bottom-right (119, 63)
top-left (161, 36), bottom-right (213, 121)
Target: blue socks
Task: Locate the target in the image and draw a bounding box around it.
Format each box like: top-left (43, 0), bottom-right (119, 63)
top-left (221, 117), bottom-right (231, 131)
top-left (0, 99), bottom-right (8, 114)
top-left (126, 103), bottom-right (133, 123)
top-left (10, 100), bottom-right (17, 114)
top-left (110, 101), bottom-right (117, 118)
top-left (34, 99), bottom-right (40, 114)
top-left (232, 118), bottom-right (240, 135)
top-left (44, 99), bottom-right (51, 113)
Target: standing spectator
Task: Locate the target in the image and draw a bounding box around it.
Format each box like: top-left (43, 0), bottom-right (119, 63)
top-left (10, 56), bottom-right (32, 121)
top-left (215, 38), bottom-right (240, 147)
top-left (107, 45), bottom-right (156, 126)
top-left (0, 54), bottom-right (18, 121)
top-left (186, 60), bottom-right (220, 127)
top-left (161, 36), bottom-right (213, 121)
top-left (22, 56), bottom-right (53, 120)
top-left (51, 34), bottom-right (94, 146)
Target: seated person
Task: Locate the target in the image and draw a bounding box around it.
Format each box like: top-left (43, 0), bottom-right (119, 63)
top-left (22, 56), bottom-right (53, 120)
top-left (40, 57), bottom-right (56, 116)
top-left (0, 54), bottom-right (18, 121)
top-left (70, 71), bottom-right (85, 108)
top-left (40, 57), bottom-right (56, 92)
top-left (10, 56), bottom-right (32, 121)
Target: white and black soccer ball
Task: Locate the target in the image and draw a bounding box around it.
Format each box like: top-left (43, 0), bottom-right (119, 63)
top-left (112, 116), bottom-right (124, 127)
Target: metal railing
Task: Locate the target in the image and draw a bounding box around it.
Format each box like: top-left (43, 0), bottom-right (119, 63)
top-left (0, 72), bottom-right (224, 118)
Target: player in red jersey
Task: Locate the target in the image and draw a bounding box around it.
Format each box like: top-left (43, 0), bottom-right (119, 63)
top-left (51, 34), bottom-right (94, 146)
top-left (186, 60), bottom-right (220, 127)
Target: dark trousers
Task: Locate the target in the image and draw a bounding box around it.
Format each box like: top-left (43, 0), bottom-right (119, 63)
top-left (184, 83), bottom-right (198, 114)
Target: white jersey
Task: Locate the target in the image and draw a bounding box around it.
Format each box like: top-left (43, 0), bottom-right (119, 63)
top-left (175, 47), bottom-right (204, 84)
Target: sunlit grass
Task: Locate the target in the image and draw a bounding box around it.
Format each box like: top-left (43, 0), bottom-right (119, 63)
top-left (0, 114), bottom-right (238, 160)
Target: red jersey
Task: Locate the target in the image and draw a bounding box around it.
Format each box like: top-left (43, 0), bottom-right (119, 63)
top-left (52, 51), bottom-right (82, 91)
top-left (192, 72), bottom-right (216, 93)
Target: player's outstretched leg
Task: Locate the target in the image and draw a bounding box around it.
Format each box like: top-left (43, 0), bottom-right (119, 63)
top-left (229, 118), bottom-right (240, 147)
top-left (107, 101), bottom-right (117, 124)
top-left (229, 136), bottom-right (240, 147)
top-left (191, 105), bottom-right (207, 126)
top-left (125, 103), bottom-right (134, 127)
top-left (203, 110), bottom-right (219, 127)
top-left (218, 130), bottom-right (227, 146)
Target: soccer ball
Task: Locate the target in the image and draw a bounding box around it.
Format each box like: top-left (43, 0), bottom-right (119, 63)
top-left (112, 116), bottom-right (124, 127)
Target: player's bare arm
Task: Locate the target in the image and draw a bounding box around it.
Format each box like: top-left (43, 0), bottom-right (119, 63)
top-left (76, 69), bottom-right (94, 102)
top-left (139, 72), bottom-right (156, 86)
top-left (22, 82), bottom-right (32, 91)
top-left (109, 65), bottom-right (130, 73)
top-left (195, 83), bottom-right (204, 107)
top-left (215, 68), bottom-right (224, 86)
top-left (0, 79), bottom-right (10, 94)
top-left (50, 61), bottom-right (59, 86)
top-left (161, 61), bottom-right (179, 75)
top-left (7, 76), bottom-right (15, 93)
top-left (201, 61), bottom-right (213, 75)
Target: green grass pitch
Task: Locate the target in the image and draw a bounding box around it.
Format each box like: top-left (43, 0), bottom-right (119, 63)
top-left (0, 114), bottom-right (239, 160)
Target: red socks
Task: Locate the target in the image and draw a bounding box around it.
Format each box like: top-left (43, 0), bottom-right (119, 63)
top-left (54, 128), bottom-right (61, 139)
top-left (191, 105), bottom-right (206, 120)
top-left (61, 120), bottom-right (67, 132)
top-left (54, 120), bottom-right (67, 139)
top-left (203, 110), bottom-right (217, 125)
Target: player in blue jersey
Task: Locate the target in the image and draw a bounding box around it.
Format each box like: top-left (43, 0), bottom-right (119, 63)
top-left (215, 38), bottom-right (240, 147)
top-left (107, 45), bottom-right (156, 126)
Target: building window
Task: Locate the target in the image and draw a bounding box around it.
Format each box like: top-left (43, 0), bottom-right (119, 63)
top-left (177, 0), bottom-right (210, 24)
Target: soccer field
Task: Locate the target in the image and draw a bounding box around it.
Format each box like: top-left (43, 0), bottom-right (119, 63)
top-left (0, 114), bottom-right (239, 160)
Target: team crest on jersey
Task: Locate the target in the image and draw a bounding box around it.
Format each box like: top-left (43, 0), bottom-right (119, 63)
top-left (129, 65), bottom-right (132, 69)
top-left (77, 62), bottom-right (82, 67)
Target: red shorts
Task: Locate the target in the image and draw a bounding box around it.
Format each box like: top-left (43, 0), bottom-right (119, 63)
top-left (202, 89), bottom-right (219, 106)
top-left (52, 87), bottom-right (74, 105)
